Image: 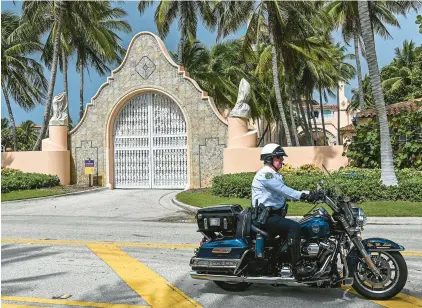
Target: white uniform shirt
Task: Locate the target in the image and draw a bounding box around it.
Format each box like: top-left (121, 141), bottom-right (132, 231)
top-left (252, 165), bottom-right (304, 210)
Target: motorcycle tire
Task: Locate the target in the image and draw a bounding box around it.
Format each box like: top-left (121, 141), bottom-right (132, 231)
top-left (214, 281), bottom-right (252, 292)
top-left (351, 251), bottom-right (407, 300)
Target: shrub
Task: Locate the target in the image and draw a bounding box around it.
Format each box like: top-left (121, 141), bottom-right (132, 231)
top-left (345, 105), bottom-right (422, 170)
top-left (211, 167), bottom-right (422, 202)
top-left (298, 164), bottom-right (320, 171)
top-left (1, 168), bottom-right (60, 193)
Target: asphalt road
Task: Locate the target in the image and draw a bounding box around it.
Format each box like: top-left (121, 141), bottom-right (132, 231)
top-left (2, 189), bottom-right (422, 308)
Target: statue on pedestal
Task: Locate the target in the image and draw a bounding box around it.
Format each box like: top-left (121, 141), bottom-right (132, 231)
top-left (229, 78), bottom-right (251, 119)
top-left (49, 92), bottom-right (68, 126)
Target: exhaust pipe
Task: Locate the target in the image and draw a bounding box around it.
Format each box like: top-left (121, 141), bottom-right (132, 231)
top-left (190, 271), bottom-right (329, 286)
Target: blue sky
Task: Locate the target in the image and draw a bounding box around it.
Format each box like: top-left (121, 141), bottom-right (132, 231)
top-left (1, 1), bottom-right (421, 126)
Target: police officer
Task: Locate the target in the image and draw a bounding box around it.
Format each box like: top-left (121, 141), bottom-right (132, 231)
top-left (252, 143), bottom-right (321, 278)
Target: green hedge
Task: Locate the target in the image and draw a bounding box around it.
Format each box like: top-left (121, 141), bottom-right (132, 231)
top-left (1, 168), bottom-right (60, 193)
top-left (211, 168), bottom-right (422, 202)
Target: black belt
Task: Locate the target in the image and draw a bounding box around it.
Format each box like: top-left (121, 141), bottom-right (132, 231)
top-left (270, 206), bottom-right (288, 217)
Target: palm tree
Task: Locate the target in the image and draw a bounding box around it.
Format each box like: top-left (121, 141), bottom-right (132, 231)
top-left (74, 4), bottom-right (131, 121)
top-left (333, 44), bottom-right (356, 144)
top-left (349, 74), bottom-right (374, 111)
top-left (394, 40), bottom-right (417, 68)
top-left (357, 1), bottom-right (398, 186)
top-left (1, 118), bottom-right (12, 151)
top-left (382, 65), bottom-right (413, 96)
top-left (1, 11), bottom-right (47, 151)
top-left (325, 1), bottom-right (420, 111)
top-left (314, 42), bottom-right (356, 145)
top-left (170, 39), bottom-right (210, 73)
top-left (382, 40), bottom-right (418, 103)
top-left (17, 120), bottom-right (38, 151)
top-left (138, 1), bottom-right (214, 40)
top-left (22, 0), bottom-right (66, 151)
top-left (41, 2), bottom-right (131, 122)
top-left (212, 1), bottom-right (255, 41)
top-left (267, 12), bottom-right (292, 146)
top-left (171, 39), bottom-right (243, 109)
top-left (240, 1), bottom-right (324, 147)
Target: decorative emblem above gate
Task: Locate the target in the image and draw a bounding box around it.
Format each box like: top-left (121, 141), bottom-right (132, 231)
top-left (135, 56), bottom-right (156, 79)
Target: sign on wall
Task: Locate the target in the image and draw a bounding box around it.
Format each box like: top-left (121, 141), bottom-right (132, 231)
top-left (84, 159), bottom-right (95, 175)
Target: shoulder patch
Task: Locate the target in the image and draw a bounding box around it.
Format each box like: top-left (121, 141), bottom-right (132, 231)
top-left (265, 172), bottom-right (274, 179)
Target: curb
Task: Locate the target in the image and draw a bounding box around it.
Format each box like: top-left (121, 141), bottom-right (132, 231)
top-left (171, 197), bottom-right (198, 214)
top-left (170, 198), bottom-right (422, 225)
top-left (2, 187), bottom-right (108, 204)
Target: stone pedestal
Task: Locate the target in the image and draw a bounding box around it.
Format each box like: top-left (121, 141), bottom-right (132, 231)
top-left (42, 125), bottom-right (68, 151)
top-left (227, 117), bottom-right (257, 148)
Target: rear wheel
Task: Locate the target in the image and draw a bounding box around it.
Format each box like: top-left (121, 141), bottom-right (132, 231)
top-left (214, 281), bottom-right (252, 291)
top-left (352, 251), bottom-right (407, 300)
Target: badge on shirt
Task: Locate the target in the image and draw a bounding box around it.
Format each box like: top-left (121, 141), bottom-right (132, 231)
top-left (265, 172), bottom-right (273, 179)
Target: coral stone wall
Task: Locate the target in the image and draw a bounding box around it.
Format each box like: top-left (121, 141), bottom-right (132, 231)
top-left (69, 32), bottom-right (227, 188)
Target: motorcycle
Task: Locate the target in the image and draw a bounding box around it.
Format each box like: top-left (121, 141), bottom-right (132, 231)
top-left (189, 169), bottom-right (408, 300)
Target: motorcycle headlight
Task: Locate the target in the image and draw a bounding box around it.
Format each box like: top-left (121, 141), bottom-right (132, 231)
top-left (355, 208), bottom-right (367, 230)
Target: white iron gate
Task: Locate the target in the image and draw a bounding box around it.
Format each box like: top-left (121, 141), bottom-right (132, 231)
top-left (114, 93), bottom-right (187, 188)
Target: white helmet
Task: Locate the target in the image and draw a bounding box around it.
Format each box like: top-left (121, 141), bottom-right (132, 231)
top-left (260, 143), bottom-right (288, 163)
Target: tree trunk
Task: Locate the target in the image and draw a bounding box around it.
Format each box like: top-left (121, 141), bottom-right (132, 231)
top-left (305, 98), bottom-right (314, 145)
top-left (337, 86), bottom-right (342, 145)
top-left (2, 85), bottom-right (18, 151)
top-left (319, 86), bottom-right (327, 145)
top-left (79, 60), bottom-right (84, 121)
top-left (297, 96), bottom-right (312, 145)
top-left (354, 29), bottom-right (365, 110)
top-left (285, 68), bottom-right (299, 146)
top-left (62, 52), bottom-right (70, 125)
top-left (358, 1), bottom-right (398, 186)
top-left (268, 16), bottom-right (292, 147)
top-left (308, 94), bottom-right (319, 145)
top-left (257, 122), bottom-right (270, 147)
top-left (33, 10), bottom-right (64, 151)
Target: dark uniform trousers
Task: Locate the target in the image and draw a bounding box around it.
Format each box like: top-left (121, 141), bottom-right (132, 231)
top-left (264, 210), bottom-right (301, 265)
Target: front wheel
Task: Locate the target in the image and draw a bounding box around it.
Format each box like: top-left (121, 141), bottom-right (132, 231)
top-left (352, 251), bottom-right (407, 300)
top-left (214, 281), bottom-right (252, 292)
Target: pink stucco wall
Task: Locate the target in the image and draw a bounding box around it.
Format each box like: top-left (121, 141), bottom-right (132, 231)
top-left (2, 151), bottom-right (70, 185)
top-left (224, 145), bottom-right (348, 174)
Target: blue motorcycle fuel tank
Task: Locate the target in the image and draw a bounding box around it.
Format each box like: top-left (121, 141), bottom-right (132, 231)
top-left (300, 217), bottom-right (331, 238)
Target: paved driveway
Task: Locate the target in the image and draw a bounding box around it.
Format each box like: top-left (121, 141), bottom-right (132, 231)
top-left (1, 189), bottom-right (190, 221)
top-left (1, 189), bottom-right (196, 243)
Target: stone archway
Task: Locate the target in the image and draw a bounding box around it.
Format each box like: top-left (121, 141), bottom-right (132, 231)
top-left (112, 91), bottom-right (187, 188)
top-left (69, 32), bottom-right (228, 189)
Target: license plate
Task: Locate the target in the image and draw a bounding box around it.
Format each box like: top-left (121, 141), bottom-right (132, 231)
top-left (210, 218), bottom-right (220, 226)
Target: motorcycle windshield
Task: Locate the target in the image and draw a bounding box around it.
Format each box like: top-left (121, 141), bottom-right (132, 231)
top-left (321, 165), bottom-right (355, 226)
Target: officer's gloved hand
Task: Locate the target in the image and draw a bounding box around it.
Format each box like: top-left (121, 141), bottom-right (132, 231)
top-left (300, 190), bottom-right (322, 202)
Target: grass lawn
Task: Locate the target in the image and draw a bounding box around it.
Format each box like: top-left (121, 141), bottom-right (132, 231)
top-left (176, 190), bottom-right (422, 217)
top-left (1, 185), bottom-right (97, 202)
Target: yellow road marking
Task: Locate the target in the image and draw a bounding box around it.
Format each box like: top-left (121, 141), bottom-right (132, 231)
top-left (2, 304), bottom-right (51, 308)
top-left (401, 251), bottom-right (422, 257)
top-left (341, 287), bottom-right (422, 307)
top-left (1, 238), bottom-right (197, 251)
top-left (1, 296), bottom-right (149, 308)
top-left (88, 244), bottom-right (202, 308)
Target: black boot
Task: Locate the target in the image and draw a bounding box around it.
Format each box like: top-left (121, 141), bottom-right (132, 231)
top-left (288, 237), bottom-right (303, 279)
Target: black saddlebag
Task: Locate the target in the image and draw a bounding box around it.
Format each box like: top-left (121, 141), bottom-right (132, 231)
top-left (196, 204), bottom-right (242, 234)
